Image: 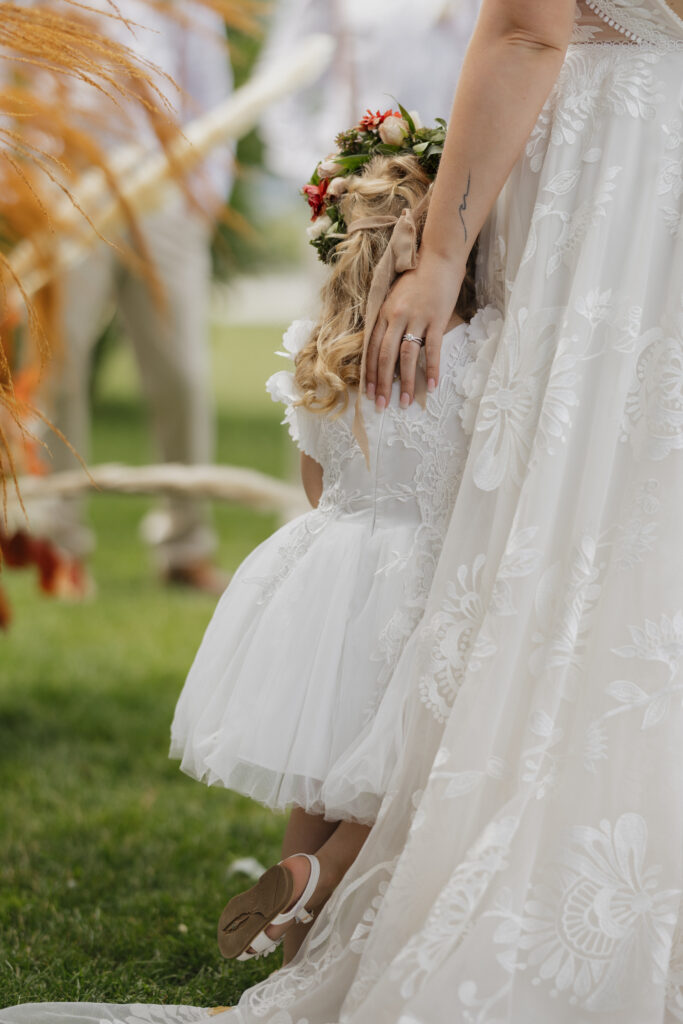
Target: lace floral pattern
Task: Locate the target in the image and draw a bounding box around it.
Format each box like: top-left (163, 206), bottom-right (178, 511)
top-left (659, 112), bottom-right (683, 236)
top-left (390, 816), bottom-right (520, 1001)
top-left (366, 327), bottom-right (489, 718)
top-left (575, 0), bottom-right (683, 47)
top-left (526, 47), bottom-right (664, 174)
top-left (492, 814), bottom-right (680, 1012)
top-left (418, 526), bottom-right (543, 724)
top-left (461, 305), bottom-right (599, 490)
top-left (621, 318), bottom-right (683, 460)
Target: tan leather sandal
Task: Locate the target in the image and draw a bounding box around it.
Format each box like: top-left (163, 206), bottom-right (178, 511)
top-left (217, 853), bottom-right (320, 961)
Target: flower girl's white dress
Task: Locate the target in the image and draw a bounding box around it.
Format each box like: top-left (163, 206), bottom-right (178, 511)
top-left (170, 311), bottom-right (498, 823)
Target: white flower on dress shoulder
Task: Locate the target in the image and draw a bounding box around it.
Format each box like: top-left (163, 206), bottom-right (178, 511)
top-left (279, 318), bottom-right (317, 360)
top-left (265, 368), bottom-right (297, 407)
top-left (267, 320), bottom-right (321, 461)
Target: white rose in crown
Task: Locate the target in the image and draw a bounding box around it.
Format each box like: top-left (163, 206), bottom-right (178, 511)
top-left (378, 115), bottom-right (409, 146)
top-left (306, 213), bottom-right (333, 241)
top-left (318, 154), bottom-right (345, 177)
top-left (326, 176), bottom-right (349, 199)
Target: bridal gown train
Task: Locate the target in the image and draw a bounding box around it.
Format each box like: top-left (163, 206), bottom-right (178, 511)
top-left (2, 2), bottom-right (683, 1022)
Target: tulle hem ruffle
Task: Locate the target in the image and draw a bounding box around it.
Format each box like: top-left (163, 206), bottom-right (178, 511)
top-left (169, 742), bottom-right (381, 825)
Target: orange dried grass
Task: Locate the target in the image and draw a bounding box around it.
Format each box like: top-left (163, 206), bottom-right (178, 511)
top-left (0, 0), bottom-right (261, 526)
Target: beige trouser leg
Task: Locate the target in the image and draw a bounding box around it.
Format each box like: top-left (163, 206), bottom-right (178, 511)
top-left (118, 204), bottom-right (217, 572)
top-left (27, 244), bottom-right (117, 557)
top-left (28, 203), bottom-right (217, 571)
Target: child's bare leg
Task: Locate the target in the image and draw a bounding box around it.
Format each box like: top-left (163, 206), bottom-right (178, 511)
top-left (281, 806), bottom-right (339, 860)
top-left (269, 819), bottom-right (371, 964)
top-left (279, 807), bottom-right (338, 963)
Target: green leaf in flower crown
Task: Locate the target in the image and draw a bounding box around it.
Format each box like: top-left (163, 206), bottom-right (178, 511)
top-left (397, 103), bottom-right (416, 134)
top-left (308, 108), bottom-right (449, 263)
top-left (435, 117), bottom-right (448, 128)
top-left (335, 154), bottom-right (371, 172)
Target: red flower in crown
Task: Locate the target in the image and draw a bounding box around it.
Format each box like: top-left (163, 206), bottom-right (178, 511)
top-left (358, 108), bottom-right (400, 131)
top-left (302, 178), bottom-right (329, 220)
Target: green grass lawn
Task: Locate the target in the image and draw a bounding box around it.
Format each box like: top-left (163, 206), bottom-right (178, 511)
top-left (0, 323), bottom-right (298, 1008)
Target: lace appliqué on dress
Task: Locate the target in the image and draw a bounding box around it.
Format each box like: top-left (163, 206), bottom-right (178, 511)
top-left (574, 0), bottom-right (683, 47)
top-left (363, 333), bottom-right (479, 723)
top-left (490, 813), bottom-right (680, 1012)
top-left (256, 320), bottom-right (365, 604)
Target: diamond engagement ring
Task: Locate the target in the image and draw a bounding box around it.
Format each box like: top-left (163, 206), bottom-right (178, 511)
top-left (401, 333), bottom-right (425, 348)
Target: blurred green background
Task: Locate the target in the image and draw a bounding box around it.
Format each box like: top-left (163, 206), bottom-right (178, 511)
top-left (0, 323), bottom-right (298, 1008)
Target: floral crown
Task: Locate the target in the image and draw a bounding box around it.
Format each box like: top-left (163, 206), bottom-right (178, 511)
top-left (302, 104), bottom-right (447, 264)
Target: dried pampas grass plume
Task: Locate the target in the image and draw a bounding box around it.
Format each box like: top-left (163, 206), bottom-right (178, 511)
top-left (0, 0), bottom-right (260, 517)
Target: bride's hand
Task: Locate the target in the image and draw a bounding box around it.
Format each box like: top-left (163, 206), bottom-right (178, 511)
top-left (365, 250), bottom-right (465, 410)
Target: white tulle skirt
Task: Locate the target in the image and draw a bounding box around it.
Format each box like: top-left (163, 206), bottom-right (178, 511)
top-left (170, 508), bottom-right (443, 823)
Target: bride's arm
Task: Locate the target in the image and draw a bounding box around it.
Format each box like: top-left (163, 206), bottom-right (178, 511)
top-left (366, 0), bottom-right (576, 409)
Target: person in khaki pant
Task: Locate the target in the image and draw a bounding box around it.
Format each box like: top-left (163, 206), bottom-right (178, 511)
top-left (33, 0), bottom-right (233, 596)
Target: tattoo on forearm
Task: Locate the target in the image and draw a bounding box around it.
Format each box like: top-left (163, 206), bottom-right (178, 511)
top-left (458, 171), bottom-right (471, 244)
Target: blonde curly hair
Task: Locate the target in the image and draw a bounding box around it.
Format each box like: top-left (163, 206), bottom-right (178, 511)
top-left (294, 153), bottom-right (476, 414)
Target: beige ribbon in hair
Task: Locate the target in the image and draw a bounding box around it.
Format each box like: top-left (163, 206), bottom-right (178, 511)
top-left (346, 190), bottom-right (431, 465)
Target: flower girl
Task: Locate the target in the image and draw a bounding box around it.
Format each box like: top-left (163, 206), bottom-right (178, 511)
top-left (170, 108), bottom-right (498, 965)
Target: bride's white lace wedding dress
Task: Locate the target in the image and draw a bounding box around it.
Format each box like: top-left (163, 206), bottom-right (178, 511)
top-left (2, 2), bottom-right (682, 1022)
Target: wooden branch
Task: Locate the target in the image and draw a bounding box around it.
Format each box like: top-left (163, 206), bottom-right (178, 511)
top-left (9, 463), bottom-right (308, 516)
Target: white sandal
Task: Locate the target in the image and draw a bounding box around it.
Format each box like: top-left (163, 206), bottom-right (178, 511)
top-left (217, 853), bottom-right (321, 961)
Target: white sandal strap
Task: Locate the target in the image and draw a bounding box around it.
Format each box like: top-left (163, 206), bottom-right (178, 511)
top-left (252, 929), bottom-right (281, 954)
top-left (271, 853), bottom-right (321, 927)
top-left (236, 929), bottom-right (281, 961)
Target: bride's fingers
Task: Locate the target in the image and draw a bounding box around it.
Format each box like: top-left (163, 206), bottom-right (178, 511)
top-left (399, 332), bottom-right (423, 406)
top-left (365, 317), bottom-right (387, 400)
top-left (375, 319), bottom-right (405, 409)
top-left (424, 324), bottom-right (444, 392)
